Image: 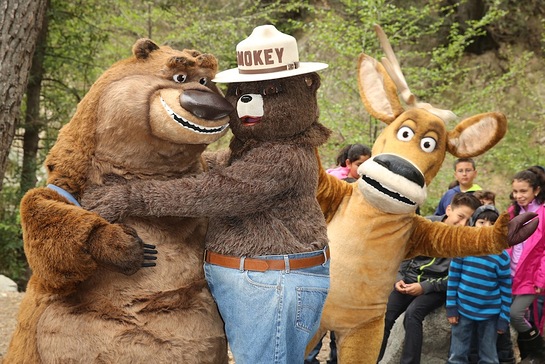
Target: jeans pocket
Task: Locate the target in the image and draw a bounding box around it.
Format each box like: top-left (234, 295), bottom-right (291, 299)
top-left (296, 287), bottom-right (328, 333)
top-left (244, 270), bottom-right (279, 289)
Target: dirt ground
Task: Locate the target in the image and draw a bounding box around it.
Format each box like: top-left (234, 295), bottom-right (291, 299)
top-left (0, 292), bottom-right (331, 363)
top-left (0, 292), bottom-right (23, 361)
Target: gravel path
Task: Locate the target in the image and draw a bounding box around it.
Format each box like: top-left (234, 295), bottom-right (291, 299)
top-left (0, 292), bottom-right (330, 363)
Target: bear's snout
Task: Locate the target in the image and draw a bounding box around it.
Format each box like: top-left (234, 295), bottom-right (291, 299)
top-left (237, 94), bottom-right (264, 118)
top-left (180, 90), bottom-right (233, 120)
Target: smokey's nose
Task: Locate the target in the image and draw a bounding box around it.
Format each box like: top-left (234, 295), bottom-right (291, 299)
top-left (240, 95), bottom-right (253, 103)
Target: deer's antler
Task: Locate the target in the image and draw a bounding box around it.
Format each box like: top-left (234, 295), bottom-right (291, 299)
top-left (373, 24), bottom-right (457, 123)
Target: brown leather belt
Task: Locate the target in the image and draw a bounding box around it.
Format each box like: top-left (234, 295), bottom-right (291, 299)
top-left (204, 247), bottom-right (330, 272)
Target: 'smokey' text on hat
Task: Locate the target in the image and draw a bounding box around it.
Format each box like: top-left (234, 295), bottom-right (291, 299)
top-left (237, 48), bottom-right (285, 67)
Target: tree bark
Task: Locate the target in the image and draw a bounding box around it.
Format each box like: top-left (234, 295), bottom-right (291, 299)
top-left (20, 9), bottom-right (49, 196)
top-left (0, 0), bottom-right (48, 192)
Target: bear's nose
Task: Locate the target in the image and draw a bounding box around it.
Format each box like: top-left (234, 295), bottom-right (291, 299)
top-left (240, 95), bottom-right (253, 103)
top-left (180, 90), bottom-right (233, 120)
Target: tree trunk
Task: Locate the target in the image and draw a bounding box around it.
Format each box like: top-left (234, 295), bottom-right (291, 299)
top-left (20, 9), bottom-right (49, 196)
top-left (0, 0), bottom-right (48, 192)
top-left (451, 0), bottom-right (499, 54)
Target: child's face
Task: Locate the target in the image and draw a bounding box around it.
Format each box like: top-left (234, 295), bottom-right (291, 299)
top-left (512, 179), bottom-right (540, 208)
top-left (480, 198), bottom-right (494, 206)
top-left (444, 205), bottom-right (475, 226)
top-left (475, 218), bottom-right (493, 227)
top-left (346, 155), bottom-right (370, 179)
top-left (454, 161), bottom-right (476, 187)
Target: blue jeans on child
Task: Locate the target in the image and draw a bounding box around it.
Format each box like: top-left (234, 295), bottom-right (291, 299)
top-left (204, 248), bottom-right (330, 364)
top-left (448, 315), bottom-right (499, 364)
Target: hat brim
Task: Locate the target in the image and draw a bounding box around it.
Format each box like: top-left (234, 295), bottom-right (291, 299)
top-left (212, 62), bottom-right (328, 83)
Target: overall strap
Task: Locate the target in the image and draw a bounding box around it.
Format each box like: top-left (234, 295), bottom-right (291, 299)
top-left (47, 184), bottom-right (82, 207)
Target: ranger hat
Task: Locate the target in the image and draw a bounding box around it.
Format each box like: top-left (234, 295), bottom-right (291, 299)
top-left (213, 24), bottom-right (328, 83)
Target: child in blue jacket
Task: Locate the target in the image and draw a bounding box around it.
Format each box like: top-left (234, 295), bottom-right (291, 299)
top-left (446, 205), bottom-right (512, 364)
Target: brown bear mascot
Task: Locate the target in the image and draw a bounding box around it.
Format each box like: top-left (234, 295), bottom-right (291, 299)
top-left (81, 25), bottom-right (333, 364)
top-left (4, 39), bottom-right (232, 364)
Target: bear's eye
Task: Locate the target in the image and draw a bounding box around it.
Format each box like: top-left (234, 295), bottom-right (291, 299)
top-left (234, 86), bottom-right (242, 97)
top-left (262, 84), bottom-right (282, 96)
top-left (173, 74), bottom-right (187, 83)
top-left (199, 77), bottom-right (208, 86)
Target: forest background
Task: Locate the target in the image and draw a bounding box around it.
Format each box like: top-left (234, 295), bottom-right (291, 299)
top-left (0, 0), bottom-right (544, 289)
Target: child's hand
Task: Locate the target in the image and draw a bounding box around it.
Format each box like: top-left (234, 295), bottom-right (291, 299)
top-left (394, 280), bottom-right (406, 293)
top-left (403, 283), bottom-right (423, 296)
top-left (448, 316), bottom-right (458, 325)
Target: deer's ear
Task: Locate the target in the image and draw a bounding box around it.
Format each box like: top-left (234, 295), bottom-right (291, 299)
top-left (447, 112), bottom-right (507, 157)
top-left (357, 53), bottom-right (404, 124)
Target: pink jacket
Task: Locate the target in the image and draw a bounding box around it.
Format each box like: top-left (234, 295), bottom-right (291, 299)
top-left (326, 166), bottom-right (350, 180)
top-left (507, 203), bottom-right (545, 294)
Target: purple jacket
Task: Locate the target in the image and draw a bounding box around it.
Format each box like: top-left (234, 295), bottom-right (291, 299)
top-left (507, 203), bottom-right (545, 294)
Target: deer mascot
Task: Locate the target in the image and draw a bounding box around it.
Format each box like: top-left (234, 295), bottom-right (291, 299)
top-left (310, 25), bottom-right (538, 363)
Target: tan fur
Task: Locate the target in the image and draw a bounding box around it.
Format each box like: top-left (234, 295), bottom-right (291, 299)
top-left (4, 39), bottom-right (231, 363)
top-left (310, 27), bottom-right (514, 363)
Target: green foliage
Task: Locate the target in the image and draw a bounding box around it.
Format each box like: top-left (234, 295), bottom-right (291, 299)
top-left (1, 0), bottom-right (544, 280)
top-left (0, 187), bottom-right (26, 290)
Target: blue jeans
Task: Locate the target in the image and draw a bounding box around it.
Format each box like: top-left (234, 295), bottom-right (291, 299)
top-left (468, 328), bottom-right (514, 363)
top-left (448, 315), bottom-right (499, 364)
top-left (204, 248), bottom-right (330, 364)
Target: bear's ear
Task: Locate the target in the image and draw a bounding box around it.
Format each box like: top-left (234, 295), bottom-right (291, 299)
top-left (303, 72), bottom-right (321, 92)
top-left (132, 38), bottom-right (160, 60)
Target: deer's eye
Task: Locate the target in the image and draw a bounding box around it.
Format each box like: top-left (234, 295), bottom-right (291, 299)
top-left (420, 137), bottom-right (437, 153)
top-left (397, 126), bottom-right (414, 141)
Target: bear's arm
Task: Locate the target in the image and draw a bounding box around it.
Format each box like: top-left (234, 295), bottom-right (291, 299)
top-left (201, 149), bottom-right (231, 171)
top-left (21, 187), bottom-right (111, 294)
top-left (83, 144), bottom-right (310, 220)
top-left (405, 213), bottom-right (510, 259)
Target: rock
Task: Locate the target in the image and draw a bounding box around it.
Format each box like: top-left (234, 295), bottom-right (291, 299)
top-left (379, 306), bottom-right (521, 363)
top-left (379, 306), bottom-right (451, 364)
top-left (0, 275), bottom-right (18, 292)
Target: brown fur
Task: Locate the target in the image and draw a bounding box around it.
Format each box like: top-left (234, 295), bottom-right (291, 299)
top-left (308, 32), bottom-right (534, 363)
top-left (4, 39), bottom-right (232, 364)
top-left (81, 73), bottom-right (332, 256)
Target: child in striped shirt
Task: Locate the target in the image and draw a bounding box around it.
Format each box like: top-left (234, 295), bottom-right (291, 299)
top-left (446, 205), bottom-right (512, 364)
